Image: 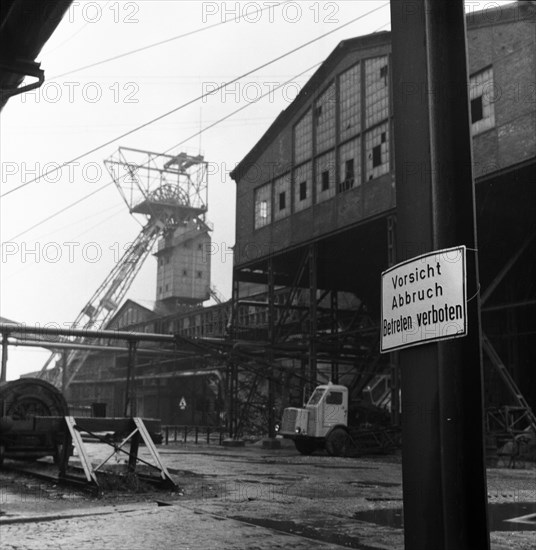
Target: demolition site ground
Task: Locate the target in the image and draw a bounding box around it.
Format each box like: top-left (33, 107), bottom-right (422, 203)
top-left (0, 440), bottom-right (534, 550)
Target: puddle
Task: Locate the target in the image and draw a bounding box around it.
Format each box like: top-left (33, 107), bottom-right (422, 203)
top-left (231, 516), bottom-right (381, 549)
top-left (265, 475), bottom-right (305, 482)
top-left (353, 508), bottom-right (403, 529)
top-left (234, 478), bottom-right (292, 486)
top-left (488, 503), bottom-right (536, 531)
top-left (350, 481), bottom-right (401, 488)
top-left (353, 502), bottom-right (536, 532)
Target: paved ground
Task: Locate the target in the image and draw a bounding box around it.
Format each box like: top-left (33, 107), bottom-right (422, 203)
top-left (0, 440), bottom-right (534, 549)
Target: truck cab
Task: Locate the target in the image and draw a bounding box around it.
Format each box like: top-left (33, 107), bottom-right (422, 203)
top-left (277, 383), bottom-right (350, 455)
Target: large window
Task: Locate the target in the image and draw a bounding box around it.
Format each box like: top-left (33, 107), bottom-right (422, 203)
top-left (254, 183), bottom-right (271, 229)
top-left (294, 162), bottom-right (312, 212)
top-left (315, 82), bottom-right (336, 153)
top-left (273, 173), bottom-right (291, 221)
top-left (339, 63), bottom-right (361, 142)
top-left (294, 109), bottom-right (313, 164)
top-left (365, 56), bottom-right (390, 128)
top-left (316, 150), bottom-right (336, 202)
top-left (365, 122), bottom-right (390, 181)
top-left (470, 66), bottom-right (495, 135)
top-left (339, 137), bottom-right (361, 192)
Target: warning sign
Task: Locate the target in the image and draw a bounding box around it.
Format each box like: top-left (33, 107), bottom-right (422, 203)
top-left (179, 397), bottom-right (187, 410)
top-left (380, 246), bottom-right (467, 353)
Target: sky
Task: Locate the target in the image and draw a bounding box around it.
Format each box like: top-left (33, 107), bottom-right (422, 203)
top-left (0, 1), bottom-right (513, 379)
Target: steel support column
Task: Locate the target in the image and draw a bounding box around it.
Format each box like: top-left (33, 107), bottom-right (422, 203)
top-left (1, 334), bottom-right (8, 383)
top-left (308, 244), bottom-right (318, 395)
top-left (124, 340), bottom-right (138, 417)
top-left (61, 352), bottom-right (67, 394)
top-left (228, 276), bottom-right (240, 438)
top-left (330, 291), bottom-right (339, 384)
top-left (391, 1), bottom-right (489, 549)
top-left (267, 257), bottom-right (276, 438)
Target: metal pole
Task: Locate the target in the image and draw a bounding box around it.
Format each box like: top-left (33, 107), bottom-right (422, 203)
top-left (61, 352), bottom-right (67, 394)
top-left (124, 340), bottom-right (138, 417)
top-left (390, 1), bottom-right (489, 549)
top-left (227, 276), bottom-right (240, 438)
top-left (1, 333), bottom-right (8, 383)
top-left (268, 257), bottom-right (275, 438)
top-left (0, 323), bottom-right (176, 343)
top-left (308, 244), bottom-right (318, 394)
top-left (331, 291), bottom-right (339, 384)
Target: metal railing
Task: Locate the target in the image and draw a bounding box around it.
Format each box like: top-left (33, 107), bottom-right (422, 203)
top-left (162, 425), bottom-right (225, 445)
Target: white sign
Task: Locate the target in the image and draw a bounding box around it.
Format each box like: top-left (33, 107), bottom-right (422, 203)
top-left (381, 246), bottom-right (467, 353)
top-left (179, 397), bottom-right (187, 410)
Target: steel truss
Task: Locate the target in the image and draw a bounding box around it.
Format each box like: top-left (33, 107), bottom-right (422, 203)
top-left (481, 230), bottom-right (536, 436)
top-left (227, 219), bottom-right (536, 440)
top-left (228, 243), bottom-right (389, 439)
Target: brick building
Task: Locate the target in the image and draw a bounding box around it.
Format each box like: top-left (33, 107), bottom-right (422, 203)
top-left (230, 1), bottom-right (536, 421)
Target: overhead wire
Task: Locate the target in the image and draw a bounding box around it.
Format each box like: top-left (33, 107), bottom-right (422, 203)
top-left (162, 62), bottom-right (321, 156)
top-left (1, 1), bottom-right (389, 199)
top-left (49, 1), bottom-right (290, 80)
top-left (32, 201), bottom-right (125, 241)
top-left (7, 181), bottom-right (113, 241)
top-left (5, 61), bottom-right (320, 242)
top-left (3, 204), bottom-right (126, 281)
top-left (4, 4), bottom-right (389, 242)
top-left (42, 1), bottom-right (111, 56)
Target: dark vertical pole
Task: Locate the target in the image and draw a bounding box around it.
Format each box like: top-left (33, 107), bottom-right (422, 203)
top-left (226, 362), bottom-right (232, 438)
top-left (331, 290), bottom-right (339, 384)
top-left (387, 216), bottom-right (400, 426)
top-left (267, 258), bottom-right (276, 438)
top-left (202, 375), bottom-right (208, 426)
top-left (124, 340), bottom-right (138, 417)
top-left (227, 275), bottom-right (240, 439)
top-left (1, 334), bottom-right (8, 383)
top-left (300, 356), bottom-right (307, 404)
top-left (128, 429), bottom-right (141, 473)
top-left (390, 2), bottom-right (489, 549)
top-left (232, 363), bottom-right (239, 438)
top-left (61, 352), bottom-right (67, 394)
top-left (308, 244), bottom-right (318, 394)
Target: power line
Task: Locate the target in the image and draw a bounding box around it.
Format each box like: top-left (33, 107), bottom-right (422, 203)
top-left (5, 62), bottom-right (320, 243)
top-left (1, 2), bottom-right (389, 199)
top-left (164, 62), bottom-right (322, 156)
top-left (43, 1), bottom-right (111, 56)
top-left (7, 182), bottom-right (114, 241)
top-left (4, 6), bottom-right (388, 240)
top-left (3, 204), bottom-right (126, 281)
top-left (49, 1), bottom-right (290, 80)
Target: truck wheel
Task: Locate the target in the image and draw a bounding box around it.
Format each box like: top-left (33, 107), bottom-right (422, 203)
top-left (326, 428), bottom-right (350, 457)
top-left (294, 438), bottom-right (317, 455)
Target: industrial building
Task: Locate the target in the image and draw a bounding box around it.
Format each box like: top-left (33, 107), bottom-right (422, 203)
top-left (57, 2), bottom-right (534, 439)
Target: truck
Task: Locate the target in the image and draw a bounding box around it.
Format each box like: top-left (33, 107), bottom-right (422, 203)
top-left (276, 379), bottom-right (398, 456)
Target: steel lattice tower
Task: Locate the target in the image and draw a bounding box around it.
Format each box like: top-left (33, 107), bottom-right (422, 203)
top-left (38, 148), bottom-right (208, 389)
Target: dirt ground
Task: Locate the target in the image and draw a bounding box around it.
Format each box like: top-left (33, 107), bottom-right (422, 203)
top-left (0, 439), bottom-right (534, 549)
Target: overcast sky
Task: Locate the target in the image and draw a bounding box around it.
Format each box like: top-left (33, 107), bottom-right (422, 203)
top-left (0, 1), bottom-right (512, 379)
